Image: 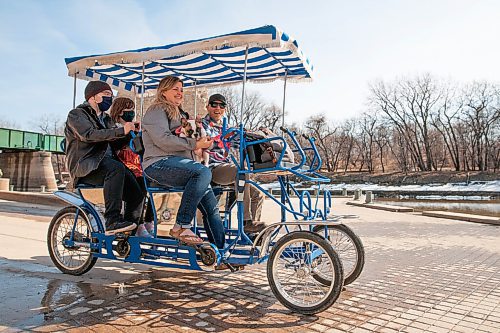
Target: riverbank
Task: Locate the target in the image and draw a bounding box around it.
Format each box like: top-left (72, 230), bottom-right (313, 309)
top-left (326, 170), bottom-right (499, 185)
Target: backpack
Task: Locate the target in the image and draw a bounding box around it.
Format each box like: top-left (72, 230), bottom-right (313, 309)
top-left (244, 128), bottom-right (294, 170)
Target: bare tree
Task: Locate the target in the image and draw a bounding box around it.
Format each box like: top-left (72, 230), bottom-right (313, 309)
top-left (358, 112), bottom-right (378, 173)
top-left (211, 86), bottom-right (270, 130)
top-left (31, 113), bottom-right (65, 135)
top-left (430, 83), bottom-right (464, 170)
top-left (0, 118), bottom-right (19, 129)
top-left (374, 122), bottom-right (390, 173)
top-left (303, 114), bottom-right (336, 172)
top-left (370, 74), bottom-right (442, 171)
top-left (462, 82), bottom-right (500, 171)
top-left (260, 103), bottom-right (284, 133)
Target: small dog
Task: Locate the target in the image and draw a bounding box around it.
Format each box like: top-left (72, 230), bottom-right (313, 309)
top-left (175, 118), bottom-right (210, 165)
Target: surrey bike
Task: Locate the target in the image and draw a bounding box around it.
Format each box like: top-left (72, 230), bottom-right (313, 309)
top-left (220, 122), bottom-right (365, 287)
top-left (48, 25), bottom-right (364, 314)
top-left (48, 128), bottom-right (345, 314)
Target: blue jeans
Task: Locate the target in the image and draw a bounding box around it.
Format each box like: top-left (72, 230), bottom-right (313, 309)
top-left (145, 156), bottom-right (225, 249)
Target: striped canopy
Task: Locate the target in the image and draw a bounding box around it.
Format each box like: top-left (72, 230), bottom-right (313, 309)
top-left (65, 25), bottom-right (313, 94)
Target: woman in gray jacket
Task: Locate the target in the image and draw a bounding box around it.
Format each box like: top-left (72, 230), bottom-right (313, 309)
top-left (141, 76), bottom-right (224, 249)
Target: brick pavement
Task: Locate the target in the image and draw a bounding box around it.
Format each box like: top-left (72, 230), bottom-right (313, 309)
top-left (1, 198), bottom-right (499, 332)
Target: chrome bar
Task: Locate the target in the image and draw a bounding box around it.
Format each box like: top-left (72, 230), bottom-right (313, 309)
top-left (193, 80), bottom-right (198, 118)
top-left (282, 71), bottom-right (288, 127)
top-left (140, 62), bottom-right (145, 118)
top-left (72, 73), bottom-right (77, 108)
top-left (240, 45), bottom-right (249, 124)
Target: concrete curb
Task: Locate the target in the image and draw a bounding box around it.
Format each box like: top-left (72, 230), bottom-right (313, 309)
top-left (0, 190), bottom-right (66, 207)
top-left (422, 210), bottom-right (500, 225)
top-left (346, 201), bottom-right (414, 212)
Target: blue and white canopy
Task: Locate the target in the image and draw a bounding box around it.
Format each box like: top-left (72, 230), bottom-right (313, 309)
top-left (65, 25), bottom-right (313, 94)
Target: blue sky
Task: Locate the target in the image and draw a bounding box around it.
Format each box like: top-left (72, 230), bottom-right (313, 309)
top-left (1, 0), bottom-right (499, 131)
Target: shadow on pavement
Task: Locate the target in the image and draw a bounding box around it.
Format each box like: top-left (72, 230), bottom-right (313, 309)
top-left (2, 255), bottom-right (320, 332)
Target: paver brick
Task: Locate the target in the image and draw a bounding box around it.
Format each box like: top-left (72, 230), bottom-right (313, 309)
top-left (3, 198), bottom-right (500, 332)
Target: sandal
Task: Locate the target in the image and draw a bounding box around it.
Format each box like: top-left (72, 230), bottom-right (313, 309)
top-left (169, 227), bottom-right (204, 245)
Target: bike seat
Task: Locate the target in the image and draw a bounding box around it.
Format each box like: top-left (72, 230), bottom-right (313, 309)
top-left (75, 183), bottom-right (103, 189)
top-left (146, 180), bottom-right (184, 193)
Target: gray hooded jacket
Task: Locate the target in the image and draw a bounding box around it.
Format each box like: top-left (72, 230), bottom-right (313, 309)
top-left (141, 103), bottom-right (196, 170)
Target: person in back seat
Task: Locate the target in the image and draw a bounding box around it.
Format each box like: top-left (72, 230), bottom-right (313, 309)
top-left (109, 97), bottom-right (154, 238)
top-left (64, 81), bottom-right (143, 235)
top-left (141, 76), bottom-right (225, 249)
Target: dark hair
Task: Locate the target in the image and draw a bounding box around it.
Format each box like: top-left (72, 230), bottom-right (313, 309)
top-left (109, 97), bottom-right (135, 122)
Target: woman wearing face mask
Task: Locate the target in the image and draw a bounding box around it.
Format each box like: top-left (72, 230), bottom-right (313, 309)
top-left (109, 97), bottom-right (154, 238)
top-left (141, 76), bottom-right (225, 249)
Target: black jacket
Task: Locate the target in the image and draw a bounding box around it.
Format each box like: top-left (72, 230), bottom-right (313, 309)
top-left (64, 102), bottom-right (127, 179)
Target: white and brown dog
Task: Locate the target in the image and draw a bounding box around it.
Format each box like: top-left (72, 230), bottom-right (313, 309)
top-left (175, 118), bottom-right (210, 165)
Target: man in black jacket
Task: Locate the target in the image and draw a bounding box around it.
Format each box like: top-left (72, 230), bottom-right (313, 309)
top-left (65, 80), bottom-right (143, 235)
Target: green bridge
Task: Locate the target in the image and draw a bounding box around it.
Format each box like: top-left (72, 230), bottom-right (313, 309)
top-left (0, 127), bottom-right (65, 154)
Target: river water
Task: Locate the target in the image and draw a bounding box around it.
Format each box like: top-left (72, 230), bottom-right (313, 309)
top-left (375, 197), bottom-right (500, 217)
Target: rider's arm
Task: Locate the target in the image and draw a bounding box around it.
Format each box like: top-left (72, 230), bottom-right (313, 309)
top-left (66, 108), bottom-right (125, 143)
top-left (142, 106), bottom-right (196, 152)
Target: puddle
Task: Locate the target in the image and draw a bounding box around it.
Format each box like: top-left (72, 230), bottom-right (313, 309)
top-left (0, 268), bottom-right (125, 329)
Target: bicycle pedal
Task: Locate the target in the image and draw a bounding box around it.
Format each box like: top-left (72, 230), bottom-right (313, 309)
top-left (215, 263), bottom-right (245, 272)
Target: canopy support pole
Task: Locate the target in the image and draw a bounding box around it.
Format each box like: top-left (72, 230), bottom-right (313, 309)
top-left (72, 73), bottom-right (77, 109)
top-left (193, 80), bottom-right (198, 118)
top-left (240, 45), bottom-right (249, 124)
top-left (133, 85), bottom-right (138, 114)
top-left (282, 71), bottom-right (288, 128)
top-left (140, 62), bottom-right (145, 118)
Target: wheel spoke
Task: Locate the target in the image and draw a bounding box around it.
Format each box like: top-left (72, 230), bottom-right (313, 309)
top-left (271, 234), bottom-right (337, 309)
top-left (50, 211), bottom-right (93, 271)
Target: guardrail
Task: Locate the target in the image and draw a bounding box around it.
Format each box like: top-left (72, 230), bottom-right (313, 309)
top-left (0, 127), bottom-right (64, 153)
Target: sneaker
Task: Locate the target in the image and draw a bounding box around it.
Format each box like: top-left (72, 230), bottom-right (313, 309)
top-left (243, 220), bottom-right (266, 234)
top-left (105, 220), bottom-right (137, 236)
top-left (144, 222), bottom-right (155, 235)
top-left (136, 224), bottom-right (154, 238)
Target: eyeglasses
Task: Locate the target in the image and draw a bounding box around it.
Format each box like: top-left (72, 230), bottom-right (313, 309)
top-left (209, 102), bottom-right (226, 109)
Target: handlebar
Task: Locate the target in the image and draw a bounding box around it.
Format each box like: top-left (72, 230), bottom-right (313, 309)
top-left (279, 127), bottom-right (307, 170)
top-left (220, 117), bottom-right (324, 175)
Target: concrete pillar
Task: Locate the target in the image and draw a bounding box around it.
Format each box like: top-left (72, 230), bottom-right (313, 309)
top-left (0, 151), bottom-right (57, 192)
top-left (353, 189), bottom-right (362, 200)
top-left (0, 178), bottom-right (10, 191)
top-left (365, 191), bottom-right (373, 203)
top-left (342, 188), bottom-right (347, 196)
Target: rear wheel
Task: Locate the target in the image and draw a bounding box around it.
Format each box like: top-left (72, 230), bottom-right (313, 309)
top-left (267, 231), bottom-right (343, 314)
top-left (47, 206), bottom-right (97, 275)
top-left (313, 224), bottom-right (365, 285)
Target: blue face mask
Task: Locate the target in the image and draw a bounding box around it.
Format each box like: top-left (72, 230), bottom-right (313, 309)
top-left (120, 111), bottom-right (135, 122)
top-left (98, 96), bottom-right (113, 112)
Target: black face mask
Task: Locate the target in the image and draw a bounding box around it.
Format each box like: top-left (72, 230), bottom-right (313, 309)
top-left (120, 111), bottom-right (135, 122)
top-left (97, 96), bottom-right (113, 112)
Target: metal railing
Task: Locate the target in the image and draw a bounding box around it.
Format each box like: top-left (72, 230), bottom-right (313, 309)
top-left (0, 127), bottom-right (64, 153)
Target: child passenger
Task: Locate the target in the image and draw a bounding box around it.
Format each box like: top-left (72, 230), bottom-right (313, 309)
top-left (109, 97), bottom-right (155, 238)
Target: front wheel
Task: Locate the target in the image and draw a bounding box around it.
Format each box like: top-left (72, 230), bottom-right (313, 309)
top-left (267, 231), bottom-right (343, 315)
top-left (47, 206), bottom-right (97, 275)
top-left (313, 224), bottom-right (365, 285)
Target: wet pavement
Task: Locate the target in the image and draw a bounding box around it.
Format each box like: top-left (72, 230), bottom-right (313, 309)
top-left (1, 198), bottom-right (499, 332)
